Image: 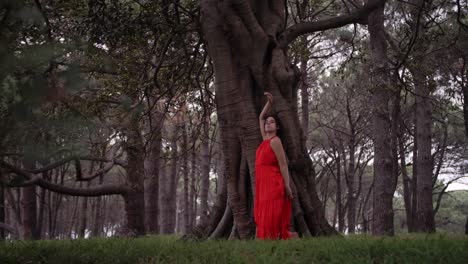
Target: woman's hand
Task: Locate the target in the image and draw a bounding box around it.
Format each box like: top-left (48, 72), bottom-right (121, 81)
top-left (264, 92), bottom-right (273, 104)
top-left (285, 185), bottom-right (293, 200)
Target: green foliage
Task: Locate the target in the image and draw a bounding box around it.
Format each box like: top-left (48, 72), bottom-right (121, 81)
top-left (435, 190), bottom-right (468, 233)
top-left (0, 235), bottom-right (467, 264)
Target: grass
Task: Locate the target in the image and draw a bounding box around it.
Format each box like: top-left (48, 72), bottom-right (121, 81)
top-left (0, 234), bottom-right (467, 264)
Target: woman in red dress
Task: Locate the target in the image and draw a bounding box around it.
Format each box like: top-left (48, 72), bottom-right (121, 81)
top-left (254, 92), bottom-right (294, 240)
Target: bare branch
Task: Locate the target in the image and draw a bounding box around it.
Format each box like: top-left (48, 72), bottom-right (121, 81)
top-left (278, 0), bottom-right (385, 48)
top-left (0, 160), bottom-right (128, 197)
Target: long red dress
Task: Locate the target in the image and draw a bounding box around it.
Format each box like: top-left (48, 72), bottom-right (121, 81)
top-left (254, 135), bottom-right (292, 240)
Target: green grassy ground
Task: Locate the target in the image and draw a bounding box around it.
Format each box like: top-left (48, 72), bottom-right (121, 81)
top-left (0, 234), bottom-right (467, 264)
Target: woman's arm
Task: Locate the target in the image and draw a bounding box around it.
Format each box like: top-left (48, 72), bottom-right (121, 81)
top-left (259, 92), bottom-right (273, 139)
top-left (270, 137), bottom-right (293, 199)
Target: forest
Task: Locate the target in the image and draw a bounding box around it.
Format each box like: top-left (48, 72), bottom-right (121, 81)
top-left (0, 0), bottom-right (467, 243)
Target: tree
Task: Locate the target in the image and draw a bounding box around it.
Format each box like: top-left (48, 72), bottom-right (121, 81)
top-left (198, 0), bottom-right (384, 238)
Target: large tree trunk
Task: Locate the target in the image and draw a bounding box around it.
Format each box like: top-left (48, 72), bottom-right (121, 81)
top-left (145, 102), bottom-right (163, 234)
top-left (409, 0), bottom-right (436, 233)
top-left (199, 0), bottom-right (341, 238)
top-left (368, 0), bottom-right (397, 236)
top-left (413, 70), bottom-right (435, 232)
top-left (160, 125), bottom-right (179, 234)
top-left (122, 115), bottom-right (146, 236)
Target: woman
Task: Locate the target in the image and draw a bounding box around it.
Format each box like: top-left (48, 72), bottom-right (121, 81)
top-left (254, 92), bottom-right (294, 240)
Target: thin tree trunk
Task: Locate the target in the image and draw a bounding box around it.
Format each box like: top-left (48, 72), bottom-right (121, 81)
top-left (465, 216), bottom-right (468, 235)
top-left (189, 146), bottom-right (197, 229)
top-left (22, 158), bottom-right (39, 240)
top-left (200, 115), bottom-right (211, 226)
top-left (78, 185), bottom-right (90, 238)
top-left (398, 118), bottom-right (414, 232)
top-left (0, 181), bottom-right (4, 239)
top-left (36, 171), bottom-right (48, 238)
top-left (336, 153), bottom-right (344, 232)
top-left (182, 123), bottom-right (191, 234)
top-left (346, 100), bottom-right (357, 234)
top-left (300, 48), bottom-right (309, 142)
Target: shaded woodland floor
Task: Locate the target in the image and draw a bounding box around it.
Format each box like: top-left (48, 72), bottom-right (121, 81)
top-left (0, 234), bottom-right (467, 264)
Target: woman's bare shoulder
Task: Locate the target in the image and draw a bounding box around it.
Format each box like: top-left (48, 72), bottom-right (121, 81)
top-left (269, 136), bottom-right (283, 148)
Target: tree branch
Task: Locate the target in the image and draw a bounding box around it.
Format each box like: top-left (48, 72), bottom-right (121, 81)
top-left (278, 0), bottom-right (385, 48)
top-left (0, 160), bottom-right (128, 197)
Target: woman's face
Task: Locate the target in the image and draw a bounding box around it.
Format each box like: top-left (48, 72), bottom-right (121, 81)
top-left (264, 116), bottom-right (278, 133)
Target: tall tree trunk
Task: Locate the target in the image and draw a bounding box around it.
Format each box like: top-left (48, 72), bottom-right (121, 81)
top-left (336, 153), bottom-right (344, 232)
top-left (92, 174), bottom-right (104, 237)
top-left (463, 79), bottom-right (468, 138)
top-left (189, 144), bottom-right (198, 228)
top-left (346, 143), bottom-right (357, 234)
top-left (413, 70), bottom-right (435, 232)
top-left (398, 117), bottom-right (414, 232)
top-left (345, 99), bottom-right (357, 234)
top-left (409, 0), bottom-right (436, 233)
top-left (122, 115), bottom-right (146, 236)
top-left (300, 46), bottom-right (309, 142)
top-left (160, 125), bottom-right (178, 234)
top-left (200, 115), bottom-right (211, 226)
top-left (78, 187), bottom-right (89, 238)
top-left (22, 158), bottom-right (39, 240)
top-left (182, 123), bottom-right (191, 234)
top-left (368, 0), bottom-right (397, 236)
top-left (36, 171), bottom-right (48, 238)
top-left (145, 102), bottom-right (163, 234)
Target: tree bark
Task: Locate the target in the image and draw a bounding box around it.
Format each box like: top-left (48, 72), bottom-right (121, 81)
top-left (0, 180), bottom-right (4, 239)
top-left (199, 0), bottom-right (343, 239)
top-left (368, 0), bottom-right (397, 235)
top-left (22, 158), bottom-right (39, 240)
top-left (409, 0), bottom-right (436, 233)
top-left (345, 99), bottom-right (357, 234)
top-left (160, 125), bottom-right (179, 234)
top-left (196, 0), bottom-right (383, 238)
top-left (122, 114), bottom-right (146, 236)
top-left (336, 153), bottom-right (344, 232)
top-left (200, 115), bottom-right (211, 226)
top-left (145, 101), bottom-right (163, 234)
top-left (300, 46), bottom-right (309, 142)
top-left (413, 70), bottom-right (435, 232)
top-left (398, 117), bottom-right (414, 232)
top-left (189, 144), bottom-right (197, 229)
top-left (182, 123), bottom-right (191, 234)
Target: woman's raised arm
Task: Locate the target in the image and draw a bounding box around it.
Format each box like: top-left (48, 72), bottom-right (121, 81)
top-left (259, 92), bottom-right (273, 139)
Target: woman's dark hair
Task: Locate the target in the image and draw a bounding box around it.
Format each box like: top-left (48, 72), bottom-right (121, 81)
top-left (264, 113), bottom-right (284, 140)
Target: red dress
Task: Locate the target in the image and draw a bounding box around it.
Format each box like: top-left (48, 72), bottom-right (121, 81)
top-left (254, 136), bottom-right (292, 240)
